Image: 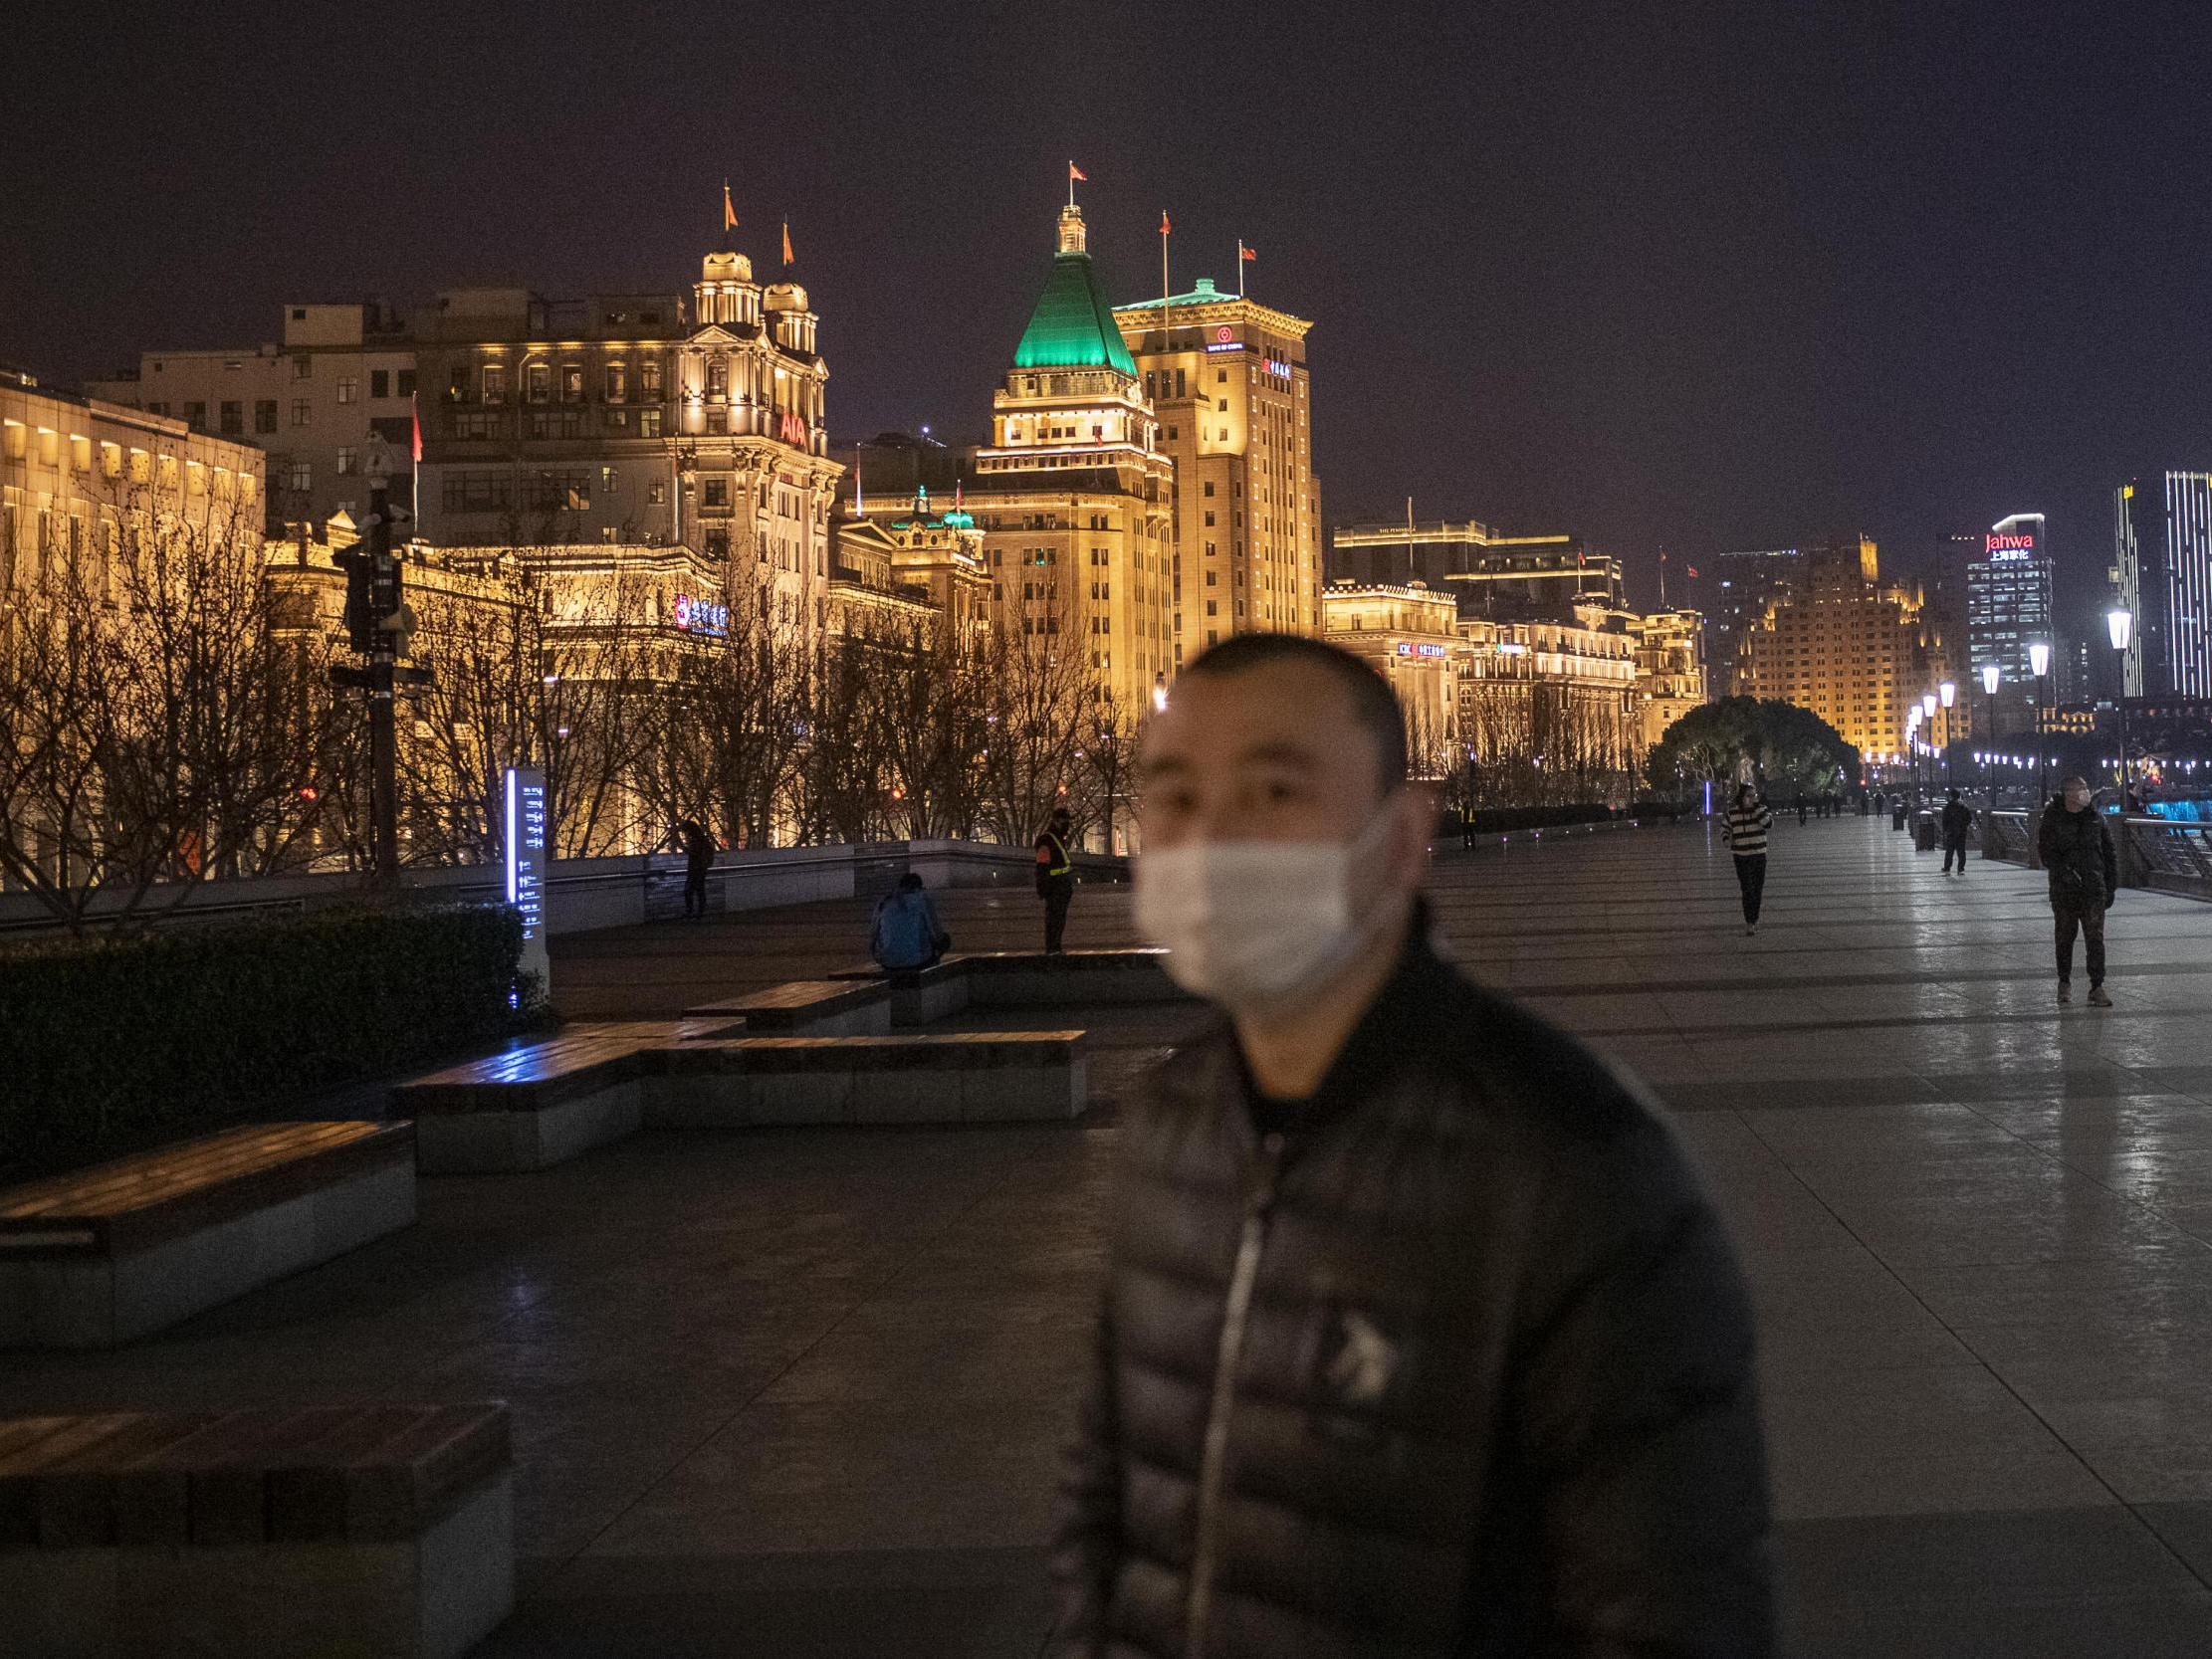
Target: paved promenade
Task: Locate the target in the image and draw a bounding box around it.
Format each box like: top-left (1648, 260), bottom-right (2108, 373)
top-left (10, 816), bottom-right (2212, 1654)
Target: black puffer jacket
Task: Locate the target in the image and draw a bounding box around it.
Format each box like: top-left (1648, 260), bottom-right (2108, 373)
top-left (1052, 920), bottom-right (1774, 1658)
top-left (2037, 802), bottom-right (2116, 905)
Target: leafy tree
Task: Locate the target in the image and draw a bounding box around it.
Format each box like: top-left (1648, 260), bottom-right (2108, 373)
top-left (1648, 696), bottom-right (1861, 801)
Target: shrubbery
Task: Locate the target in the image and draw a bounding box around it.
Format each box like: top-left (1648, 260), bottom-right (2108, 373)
top-left (0, 904), bottom-right (523, 1176)
top-left (1457, 803), bottom-right (1620, 834)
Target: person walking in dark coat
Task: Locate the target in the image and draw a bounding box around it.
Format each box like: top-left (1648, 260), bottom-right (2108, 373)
top-left (1939, 788), bottom-right (1974, 875)
top-left (671, 819), bottom-right (715, 920)
top-left (1034, 806), bottom-right (1076, 953)
top-left (1726, 783), bottom-right (1774, 934)
top-left (2038, 776), bottom-right (2118, 1006)
top-left (1053, 633), bottom-right (1775, 1659)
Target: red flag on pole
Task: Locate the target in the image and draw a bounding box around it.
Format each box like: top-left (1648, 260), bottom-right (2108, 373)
top-left (781, 220), bottom-right (794, 267)
top-left (1160, 211), bottom-right (1171, 236)
top-left (1239, 242), bottom-right (1257, 261)
top-left (1068, 160), bottom-right (1087, 182)
top-left (410, 392), bottom-right (422, 464)
top-left (722, 181), bottom-right (738, 231)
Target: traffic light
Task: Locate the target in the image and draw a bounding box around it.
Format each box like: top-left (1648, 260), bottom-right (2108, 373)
top-left (335, 546), bottom-right (374, 654)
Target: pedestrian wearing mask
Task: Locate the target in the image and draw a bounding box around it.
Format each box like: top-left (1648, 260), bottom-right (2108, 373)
top-left (2037, 775), bottom-right (2118, 1006)
top-left (1051, 633), bottom-right (1774, 1659)
top-left (1725, 783), bottom-right (1773, 935)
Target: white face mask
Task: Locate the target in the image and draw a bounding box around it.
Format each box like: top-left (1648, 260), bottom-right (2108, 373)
top-left (1135, 811), bottom-right (1398, 1015)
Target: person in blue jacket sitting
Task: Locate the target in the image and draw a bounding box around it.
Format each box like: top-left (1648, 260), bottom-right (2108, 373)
top-left (870, 873), bottom-right (950, 973)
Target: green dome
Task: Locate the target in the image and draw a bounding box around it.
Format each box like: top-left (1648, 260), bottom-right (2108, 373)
top-left (1012, 252), bottom-right (1138, 377)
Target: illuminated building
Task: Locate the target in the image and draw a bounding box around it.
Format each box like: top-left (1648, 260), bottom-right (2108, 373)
top-left (966, 203), bottom-right (1175, 716)
top-left (2113, 474), bottom-right (2212, 699)
top-left (411, 242), bottom-right (841, 652)
top-left (830, 498), bottom-right (993, 641)
top-left (1629, 609), bottom-right (1708, 749)
top-left (1706, 548), bottom-right (1802, 696)
top-left (3, 364), bottom-right (265, 590)
top-left (1455, 607), bottom-right (1642, 778)
top-left (1329, 518), bottom-right (1622, 621)
top-left (1966, 512), bottom-right (2053, 735)
top-left (1321, 580), bottom-right (1460, 763)
top-left (1112, 277), bottom-right (1320, 656)
top-left (1738, 536), bottom-right (1938, 759)
top-left (85, 302), bottom-right (412, 529)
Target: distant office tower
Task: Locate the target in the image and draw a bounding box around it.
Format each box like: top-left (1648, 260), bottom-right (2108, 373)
top-left (2113, 474), bottom-right (2212, 699)
top-left (1739, 537), bottom-right (1934, 760)
top-left (1706, 548), bottom-right (1803, 696)
top-left (1112, 277), bottom-right (1319, 660)
top-left (1328, 519), bottom-right (1621, 622)
top-left (1966, 513), bottom-right (2054, 734)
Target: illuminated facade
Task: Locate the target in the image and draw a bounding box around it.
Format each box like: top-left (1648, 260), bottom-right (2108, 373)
top-left (1706, 547), bottom-right (1802, 697)
top-left (86, 303), bottom-right (413, 530)
top-left (1967, 512), bottom-right (2053, 735)
top-left (829, 504), bottom-right (993, 641)
top-left (1330, 519), bottom-right (1622, 621)
top-left (3, 366), bottom-right (265, 588)
top-left (412, 246), bottom-right (841, 652)
top-left (1629, 608), bottom-right (1708, 750)
top-left (1113, 278), bottom-right (1320, 657)
top-left (1455, 607), bottom-right (1642, 775)
top-left (1320, 581), bottom-right (1460, 763)
top-left (968, 204), bottom-right (1175, 716)
top-left (1738, 537), bottom-right (1936, 759)
top-left (2114, 474), bottom-right (2212, 700)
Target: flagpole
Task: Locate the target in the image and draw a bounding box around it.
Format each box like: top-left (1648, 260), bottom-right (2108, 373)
top-left (1238, 241), bottom-right (1244, 300)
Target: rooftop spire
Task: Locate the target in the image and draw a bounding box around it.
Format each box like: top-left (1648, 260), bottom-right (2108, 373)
top-left (1057, 203), bottom-right (1088, 256)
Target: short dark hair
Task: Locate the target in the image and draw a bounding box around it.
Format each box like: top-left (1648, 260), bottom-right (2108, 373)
top-left (1182, 632), bottom-right (1408, 792)
top-left (897, 871), bottom-right (923, 892)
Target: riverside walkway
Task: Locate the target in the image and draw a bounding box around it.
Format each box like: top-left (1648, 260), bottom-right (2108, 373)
top-left (10, 815), bottom-right (2212, 1655)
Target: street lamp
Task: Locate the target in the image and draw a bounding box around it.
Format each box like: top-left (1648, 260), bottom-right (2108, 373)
top-left (1979, 663), bottom-right (2000, 797)
top-left (1939, 682), bottom-right (1956, 786)
top-left (2029, 639), bottom-right (2051, 807)
top-left (2107, 607), bottom-right (2133, 809)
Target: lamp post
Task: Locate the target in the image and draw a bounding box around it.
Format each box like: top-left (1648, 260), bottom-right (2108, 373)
top-left (2106, 607), bottom-right (2133, 810)
top-left (1979, 663), bottom-right (2001, 798)
top-left (2029, 639), bottom-right (2051, 808)
top-left (1920, 693), bottom-right (1937, 801)
top-left (1938, 681), bottom-right (1957, 786)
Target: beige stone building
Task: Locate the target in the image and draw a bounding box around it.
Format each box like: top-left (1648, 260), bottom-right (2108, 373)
top-left (410, 246), bottom-right (841, 653)
top-left (1321, 580), bottom-right (1461, 765)
top-left (829, 503), bottom-right (992, 641)
top-left (3, 365), bottom-right (265, 590)
top-left (1738, 537), bottom-right (1940, 760)
top-left (1455, 606), bottom-right (1643, 776)
top-left (966, 205), bottom-right (1176, 716)
top-left (1628, 608), bottom-right (1708, 750)
top-left (87, 303), bottom-right (412, 530)
top-left (1113, 278), bottom-right (1320, 658)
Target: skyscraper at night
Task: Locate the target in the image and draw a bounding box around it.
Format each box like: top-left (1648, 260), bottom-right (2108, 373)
top-left (2113, 473), bottom-right (2212, 699)
top-left (1112, 278), bottom-right (1321, 660)
top-left (1966, 512), bottom-right (2054, 735)
top-left (969, 204), bottom-right (1175, 715)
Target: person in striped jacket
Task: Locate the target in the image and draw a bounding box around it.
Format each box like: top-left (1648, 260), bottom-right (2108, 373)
top-left (1725, 784), bottom-right (1773, 935)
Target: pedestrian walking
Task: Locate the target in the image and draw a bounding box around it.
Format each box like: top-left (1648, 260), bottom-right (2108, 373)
top-left (869, 873), bottom-right (950, 973)
top-left (1053, 633), bottom-right (1774, 1658)
top-left (2038, 775), bottom-right (2118, 1007)
top-left (1034, 806), bottom-right (1076, 953)
top-left (1726, 783), bottom-right (1773, 935)
top-left (669, 818), bottom-right (715, 920)
top-left (1939, 788), bottom-right (1973, 875)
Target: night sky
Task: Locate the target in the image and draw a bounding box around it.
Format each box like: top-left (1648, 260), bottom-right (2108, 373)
top-left (6, 0), bottom-right (2209, 627)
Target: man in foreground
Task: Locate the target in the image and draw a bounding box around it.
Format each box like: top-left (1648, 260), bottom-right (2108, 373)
top-left (2038, 775), bottom-right (2117, 1006)
top-left (1051, 634), bottom-right (1773, 1658)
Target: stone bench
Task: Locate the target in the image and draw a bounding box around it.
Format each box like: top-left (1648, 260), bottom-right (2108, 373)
top-left (0, 1124), bottom-right (416, 1350)
top-left (390, 1021), bottom-right (720, 1174)
top-left (645, 1033), bottom-right (1088, 1128)
top-left (0, 1403), bottom-right (512, 1658)
top-left (683, 977), bottom-right (893, 1037)
top-left (954, 948), bottom-right (1185, 1009)
top-left (822, 958), bottom-right (973, 1026)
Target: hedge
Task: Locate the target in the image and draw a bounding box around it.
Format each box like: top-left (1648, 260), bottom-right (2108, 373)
top-left (1456, 803), bottom-right (1620, 834)
top-left (0, 904), bottom-right (524, 1177)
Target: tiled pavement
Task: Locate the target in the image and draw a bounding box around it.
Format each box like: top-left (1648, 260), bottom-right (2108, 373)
top-left (9, 815), bottom-right (2212, 1654)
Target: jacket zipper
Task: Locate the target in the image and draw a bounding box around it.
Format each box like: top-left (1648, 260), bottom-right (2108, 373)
top-left (1185, 1130), bottom-right (1284, 1659)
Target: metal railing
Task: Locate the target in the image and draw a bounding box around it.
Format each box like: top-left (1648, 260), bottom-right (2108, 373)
top-left (1980, 809), bottom-right (2212, 903)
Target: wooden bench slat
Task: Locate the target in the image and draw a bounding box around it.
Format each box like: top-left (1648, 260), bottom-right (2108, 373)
top-left (340, 1404), bottom-right (512, 1540)
top-left (0, 1123), bottom-right (394, 1224)
top-left (0, 1414), bottom-right (148, 1548)
top-left (30, 1412), bottom-right (221, 1548)
top-left (265, 1406), bottom-right (444, 1543)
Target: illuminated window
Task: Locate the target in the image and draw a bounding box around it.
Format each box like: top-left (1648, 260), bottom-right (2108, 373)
top-left (336, 376), bottom-right (358, 405)
top-left (291, 399), bottom-right (311, 428)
